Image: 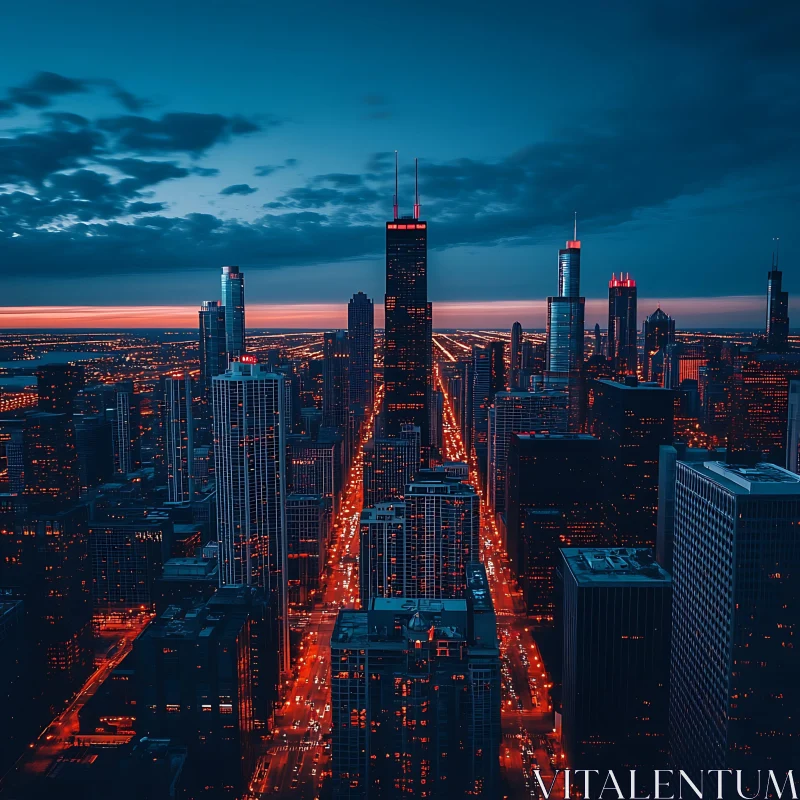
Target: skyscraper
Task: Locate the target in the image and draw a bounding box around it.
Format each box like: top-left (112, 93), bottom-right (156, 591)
top-left (362, 424), bottom-right (419, 507)
top-left (506, 433), bottom-right (607, 617)
top-left (561, 547), bottom-right (672, 769)
top-left (322, 330), bottom-right (350, 445)
top-left (766, 253), bottom-right (789, 352)
top-left (199, 299), bottom-right (227, 389)
top-left (212, 361), bottom-right (288, 670)
top-left (331, 564), bottom-right (500, 799)
top-left (221, 265), bottom-right (246, 358)
top-left (111, 381), bottom-right (138, 476)
top-left (347, 291), bottom-right (374, 411)
top-left (670, 461), bottom-right (800, 771)
top-left (589, 378), bottom-right (674, 547)
top-left (607, 273), bottom-right (638, 375)
top-left (161, 373), bottom-right (194, 503)
top-left (787, 379), bottom-right (800, 473)
top-left (384, 157), bottom-right (431, 459)
top-left (509, 321), bottom-right (523, 389)
top-left (359, 501), bottom-right (405, 601)
top-left (22, 411), bottom-right (81, 510)
top-left (642, 306), bottom-right (675, 384)
top-left (471, 342), bottom-right (505, 486)
top-left (487, 389), bottom-right (569, 514)
top-left (546, 224), bottom-right (585, 427)
top-left (285, 493), bottom-right (327, 607)
top-left (404, 469), bottom-right (480, 598)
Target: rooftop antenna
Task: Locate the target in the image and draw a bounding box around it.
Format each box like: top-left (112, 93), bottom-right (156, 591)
top-left (573, 211), bottom-right (577, 241)
top-left (774, 236), bottom-right (780, 268)
top-left (393, 151), bottom-right (399, 220)
top-left (414, 158), bottom-right (420, 220)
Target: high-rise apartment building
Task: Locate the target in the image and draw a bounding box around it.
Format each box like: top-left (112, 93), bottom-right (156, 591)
top-left (347, 292), bottom-right (374, 411)
top-left (331, 563), bottom-right (500, 799)
top-left (212, 361), bottom-right (288, 669)
top-left (607, 274), bottom-right (638, 375)
top-left (322, 330), bottom-right (350, 458)
top-left (23, 411), bottom-right (80, 510)
top-left (221, 265), bottom-right (246, 358)
top-left (358, 501), bottom-right (405, 601)
top-left (161, 373), bottom-right (194, 503)
top-left (561, 547), bottom-right (671, 769)
top-left (670, 461), bottom-right (800, 771)
top-left (404, 470), bottom-right (480, 598)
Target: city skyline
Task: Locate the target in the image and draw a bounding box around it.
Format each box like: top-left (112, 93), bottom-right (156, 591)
top-left (0, 0), bottom-right (797, 319)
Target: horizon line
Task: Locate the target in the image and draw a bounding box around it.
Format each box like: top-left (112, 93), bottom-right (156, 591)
top-left (0, 296), bottom-right (769, 330)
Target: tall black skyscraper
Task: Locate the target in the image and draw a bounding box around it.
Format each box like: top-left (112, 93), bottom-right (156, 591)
top-left (608, 273), bottom-right (638, 376)
top-left (221, 265), bottom-right (246, 357)
top-left (642, 306), bottom-right (675, 383)
top-left (322, 330), bottom-right (350, 450)
top-left (766, 252), bottom-right (789, 351)
top-left (347, 291), bottom-right (374, 410)
top-left (199, 299), bottom-right (227, 389)
top-left (509, 320), bottom-right (523, 389)
top-left (384, 156), bottom-right (431, 460)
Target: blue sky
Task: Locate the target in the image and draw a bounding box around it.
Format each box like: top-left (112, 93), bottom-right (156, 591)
top-left (0, 0), bottom-right (797, 320)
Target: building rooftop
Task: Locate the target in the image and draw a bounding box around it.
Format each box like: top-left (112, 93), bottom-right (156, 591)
top-left (514, 432), bottom-right (597, 442)
top-left (685, 461), bottom-right (800, 495)
top-left (595, 378), bottom-right (669, 391)
top-left (562, 548), bottom-right (671, 587)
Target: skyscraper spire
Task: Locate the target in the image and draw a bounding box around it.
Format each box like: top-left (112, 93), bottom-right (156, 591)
top-left (574, 211), bottom-right (577, 241)
top-left (393, 150), bottom-right (399, 220)
top-left (414, 157), bottom-right (420, 220)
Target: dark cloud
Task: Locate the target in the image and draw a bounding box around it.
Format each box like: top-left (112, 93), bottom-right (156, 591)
top-left (97, 112), bottom-right (264, 156)
top-left (0, 71), bottom-right (149, 116)
top-left (220, 183), bottom-right (258, 196)
top-left (254, 158), bottom-right (298, 177)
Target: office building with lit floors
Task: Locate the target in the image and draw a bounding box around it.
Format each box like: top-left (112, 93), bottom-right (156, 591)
top-left (285, 493), bottom-right (327, 607)
top-left (404, 470), bottom-right (480, 598)
top-left (359, 501), bottom-right (405, 601)
top-left (669, 461), bottom-right (800, 772)
top-left (471, 342), bottom-right (505, 488)
top-left (362, 424), bottom-right (419, 507)
top-left (505, 433), bottom-right (607, 618)
top-left (323, 329), bottom-right (351, 457)
top-left (134, 597), bottom-right (257, 799)
top-left (589, 378), bottom-right (674, 548)
top-left (331, 562), bottom-right (500, 799)
top-left (642, 306), bottom-right (675, 384)
top-left (88, 517), bottom-right (170, 623)
top-left (212, 362), bottom-right (289, 671)
top-left (561, 548), bottom-right (672, 770)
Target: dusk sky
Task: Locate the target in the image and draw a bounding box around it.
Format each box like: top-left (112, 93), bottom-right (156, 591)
top-left (0, 0), bottom-right (797, 327)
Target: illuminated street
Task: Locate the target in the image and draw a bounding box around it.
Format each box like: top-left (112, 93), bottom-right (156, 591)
top-left (251, 387), bottom-right (384, 798)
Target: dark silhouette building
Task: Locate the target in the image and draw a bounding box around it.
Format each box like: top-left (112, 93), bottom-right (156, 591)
top-left (642, 306), bottom-right (675, 384)
top-left (36, 363), bottom-right (85, 413)
top-left (347, 291), bottom-right (375, 412)
top-left (589, 378), bottom-right (674, 548)
top-left (766, 254), bottom-right (789, 352)
top-left (505, 433), bottom-right (607, 618)
top-left (322, 330), bottom-right (350, 460)
top-left (384, 164), bottom-right (431, 461)
top-left (561, 547), bottom-right (671, 769)
top-left (607, 274), bottom-right (638, 376)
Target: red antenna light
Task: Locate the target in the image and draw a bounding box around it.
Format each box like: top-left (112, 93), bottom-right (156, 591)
top-left (393, 150), bottom-right (399, 220)
top-left (414, 157), bottom-right (420, 220)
